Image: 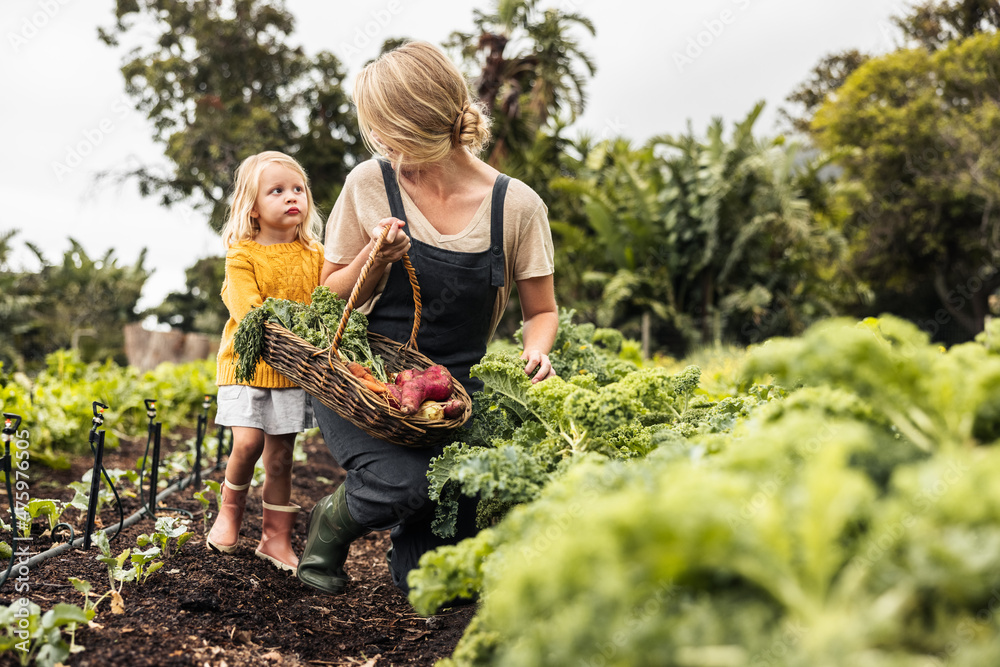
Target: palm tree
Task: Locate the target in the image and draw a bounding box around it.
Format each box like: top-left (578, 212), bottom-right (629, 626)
top-left (447, 0), bottom-right (596, 165)
top-left (551, 138), bottom-right (684, 356)
top-left (651, 103), bottom-right (846, 346)
top-left (547, 104), bottom-right (852, 355)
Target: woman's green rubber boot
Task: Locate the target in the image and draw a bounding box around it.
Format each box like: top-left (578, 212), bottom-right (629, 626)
top-left (296, 484), bottom-right (370, 594)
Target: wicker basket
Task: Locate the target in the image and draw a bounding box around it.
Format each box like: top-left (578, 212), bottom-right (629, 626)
top-left (259, 225), bottom-right (472, 448)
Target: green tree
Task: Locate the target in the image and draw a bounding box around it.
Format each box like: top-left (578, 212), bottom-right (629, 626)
top-left (547, 105), bottom-right (856, 355)
top-left (0, 231), bottom-right (40, 371)
top-left (893, 0), bottom-right (1000, 50)
top-left (812, 31), bottom-right (1000, 337)
top-left (0, 234), bottom-right (149, 369)
top-left (99, 0), bottom-right (363, 231)
top-left (446, 0), bottom-right (596, 165)
top-left (780, 50), bottom-right (870, 135)
top-left (147, 256), bottom-right (227, 334)
top-left (655, 104), bottom-right (852, 349)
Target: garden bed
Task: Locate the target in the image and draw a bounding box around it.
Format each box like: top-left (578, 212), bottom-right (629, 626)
top-left (1, 432), bottom-right (473, 666)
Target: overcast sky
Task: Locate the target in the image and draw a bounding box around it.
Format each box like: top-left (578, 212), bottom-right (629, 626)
top-left (2, 0), bottom-right (909, 311)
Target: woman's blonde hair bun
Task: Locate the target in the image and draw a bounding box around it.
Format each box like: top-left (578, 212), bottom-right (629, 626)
top-left (355, 41), bottom-right (492, 165)
top-left (452, 100), bottom-right (490, 151)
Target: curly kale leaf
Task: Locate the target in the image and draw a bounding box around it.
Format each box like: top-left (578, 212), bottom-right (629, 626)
top-left (601, 422), bottom-right (668, 459)
top-left (261, 298), bottom-right (302, 329)
top-left (429, 442), bottom-right (556, 538)
top-left (309, 285), bottom-right (348, 319)
top-left (525, 377), bottom-right (581, 434)
top-left (457, 391), bottom-right (520, 449)
top-left (520, 307), bottom-right (637, 385)
top-left (476, 496), bottom-right (515, 530)
top-left (470, 352), bottom-right (535, 423)
top-left (408, 528), bottom-right (500, 616)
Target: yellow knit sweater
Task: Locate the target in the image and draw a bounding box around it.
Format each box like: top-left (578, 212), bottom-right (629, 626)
top-left (216, 239), bottom-right (325, 388)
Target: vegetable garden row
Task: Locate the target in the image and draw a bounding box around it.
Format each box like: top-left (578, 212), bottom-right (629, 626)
top-left (0, 352), bottom-right (230, 665)
top-left (3, 312), bottom-right (1000, 665)
top-left (405, 313), bottom-right (1000, 665)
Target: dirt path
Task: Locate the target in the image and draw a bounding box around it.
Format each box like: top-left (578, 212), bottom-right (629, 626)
top-left (1, 432), bottom-right (473, 666)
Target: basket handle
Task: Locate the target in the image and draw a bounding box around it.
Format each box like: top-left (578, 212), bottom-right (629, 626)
top-left (331, 222), bottom-right (421, 353)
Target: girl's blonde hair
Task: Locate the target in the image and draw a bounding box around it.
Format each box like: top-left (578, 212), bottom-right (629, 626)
top-left (354, 41), bottom-right (491, 166)
top-left (221, 151), bottom-right (322, 248)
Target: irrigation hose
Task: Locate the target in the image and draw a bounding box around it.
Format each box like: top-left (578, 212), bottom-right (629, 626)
top-left (0, 405), bottom-right (226, 589)
top-left (9, 458), bottom-right (224, 577)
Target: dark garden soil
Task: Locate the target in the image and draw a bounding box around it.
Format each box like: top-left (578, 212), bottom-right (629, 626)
top-left (0, 429), bottom-right (474, 666)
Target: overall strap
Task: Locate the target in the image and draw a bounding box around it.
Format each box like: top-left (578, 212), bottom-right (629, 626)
top-left (489, 174), bottom-right (510, 288)
top-left (377, 159), bottom-right (408, 224)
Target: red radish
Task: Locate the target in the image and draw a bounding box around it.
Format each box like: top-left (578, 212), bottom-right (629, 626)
top-left (442, 398), bottom-right (465, 419)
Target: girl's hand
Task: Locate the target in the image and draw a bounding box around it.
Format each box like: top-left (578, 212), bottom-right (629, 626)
top-left (371, 218), bottom-right (411, 265)
top-left (521, 349), bottom-right (555, 383)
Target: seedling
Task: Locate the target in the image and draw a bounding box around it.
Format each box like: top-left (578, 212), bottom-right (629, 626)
top-left (92, 531), bottom-right (135, 615)
top-left (67, 481), bottom-right (116, 516)
top-left (13, 507), bottom-right (30, 540)
top-left (136, 516), bottom-right (192, 559)
top-left (0, 599), bottom-right (90, 667)
top-left (68, 577), bottom-right (113, 616)
top-left (193, 480), bottom-right (221, 532)
top-left (25, 499), bottom-right (64, 534)
top-left (130, 546), bottom-right (163, 582)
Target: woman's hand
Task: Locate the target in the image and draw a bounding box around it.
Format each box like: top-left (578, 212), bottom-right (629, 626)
top-left (371, 218), bottom-right (411, 266)
top-left (521, 349), bottom-right (555, 383)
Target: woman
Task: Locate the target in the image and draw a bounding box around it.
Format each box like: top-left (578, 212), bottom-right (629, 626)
top-left (297, 41), bottom-right (558, 596)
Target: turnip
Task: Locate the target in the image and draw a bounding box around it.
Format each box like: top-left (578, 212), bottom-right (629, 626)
top-left (415, 401), bottom-right (445, 420)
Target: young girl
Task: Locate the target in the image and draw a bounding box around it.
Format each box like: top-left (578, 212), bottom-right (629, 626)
top-left (208, 151), bottom-right (325, 572)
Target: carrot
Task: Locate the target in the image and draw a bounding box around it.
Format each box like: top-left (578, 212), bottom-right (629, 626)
top-left (362, 378), bottom-right (387, 393)
top-left (346, 361), bottom-right (369, 379)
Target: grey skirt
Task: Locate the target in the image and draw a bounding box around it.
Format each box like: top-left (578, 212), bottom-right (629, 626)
top-left (215, 385), bottom-right (315, 434)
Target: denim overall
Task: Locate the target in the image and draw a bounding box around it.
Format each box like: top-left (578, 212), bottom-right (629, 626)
top-left (310, 160), bottom-right (510, 591)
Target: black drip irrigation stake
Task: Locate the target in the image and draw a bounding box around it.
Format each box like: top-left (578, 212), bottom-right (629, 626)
top-left (0, 413), bottom-right (22, 589)
top-left (138, 399), bottom-right (194, 520)
top-left (137, 399), bottom-right (160, 520)
top-left (13, 458), bottom-right (225, 575)
top-left (216, 423), bottom-right (231, 468)
top-left (0, 395), bottom-right (229, 588)
top-left (82, 402), bottom-right (125, 549)
top-left (191, 395), bottom-right (214, 489)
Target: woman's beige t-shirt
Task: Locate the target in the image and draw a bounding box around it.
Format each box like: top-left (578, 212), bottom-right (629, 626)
top-left (324, 159), bottom-right (555, 340)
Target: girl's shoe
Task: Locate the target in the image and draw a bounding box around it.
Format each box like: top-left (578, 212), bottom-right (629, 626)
top-left (255, 502), bottom-right (301, 572)
top-left (206, 479), bottom-right (251, 553)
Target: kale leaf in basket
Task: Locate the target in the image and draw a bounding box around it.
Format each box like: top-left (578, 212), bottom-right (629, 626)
top-left (233, 286), bottom-right (387, 384)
